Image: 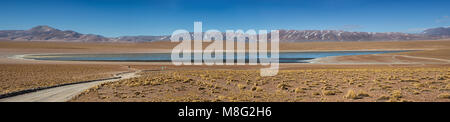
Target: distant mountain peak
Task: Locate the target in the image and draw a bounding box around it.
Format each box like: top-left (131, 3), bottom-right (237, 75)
top-left (422, 27), bottom-right (450, 36)
top-left (29, 25), bottom-right (58, 32)
top-left (0, 26), bottom-right (449, 42)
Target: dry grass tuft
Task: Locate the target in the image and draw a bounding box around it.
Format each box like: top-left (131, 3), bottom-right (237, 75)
top-left (70, 66), bottom-right (450, 102)
top-left (437, 93), bottom-right (450, 99)
top-left (344, 89), bottom-right (369, 99)
top-left (237, 84), bottom-right (247, 90)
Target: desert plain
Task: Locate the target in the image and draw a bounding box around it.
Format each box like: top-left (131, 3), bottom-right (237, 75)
top-left (0, 39), bottom-right (449, 102)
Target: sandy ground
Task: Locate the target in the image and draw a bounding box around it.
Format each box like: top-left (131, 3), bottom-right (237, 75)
top-left (0, 40), bottom-right (449, 102)
top-left (0, 64), bottom-right (130, 95)
top-left (0, 71), bottom-right (138, 102)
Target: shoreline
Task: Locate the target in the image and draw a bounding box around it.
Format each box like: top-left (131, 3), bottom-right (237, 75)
top-left (11, 49), bottom-right (419, 64)
top-left (1, 40), bottom-right (449, 65)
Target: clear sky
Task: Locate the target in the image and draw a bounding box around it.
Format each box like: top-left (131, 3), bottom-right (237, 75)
top-left (0, 0), bottom-right (449, 37)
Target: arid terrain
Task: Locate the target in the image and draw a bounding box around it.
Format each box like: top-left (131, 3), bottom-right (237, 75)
top-left (71, 65), bottom-right (450, 102)
top-left (0, 64), bottom-right (129, 94)
top-left (0, 39), bottom-right (449, 102)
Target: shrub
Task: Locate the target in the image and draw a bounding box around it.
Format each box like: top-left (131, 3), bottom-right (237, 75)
top-left (437, 93), bottom-right (450, 99)
top-left (322, 90), bottom-right (338, 96)
top-left (251, 86), bottom-right (263, 92)
top-left (237, 84), bottom-right (247, 90)
top-left (277, 83), bottom-right (290, 90)
top-left (391, 90), bottom-right (402, 99)
top-left (344, 89), bottom-right (369, 99)
top-left (294, 88), bottom-right (306, 93)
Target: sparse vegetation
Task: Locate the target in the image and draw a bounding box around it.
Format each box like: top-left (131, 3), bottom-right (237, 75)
top-left (0, 40), bottom-right (450, 102)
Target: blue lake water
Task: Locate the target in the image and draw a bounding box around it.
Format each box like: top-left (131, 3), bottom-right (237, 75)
top-left (25, 50), bottom-right (410, 63)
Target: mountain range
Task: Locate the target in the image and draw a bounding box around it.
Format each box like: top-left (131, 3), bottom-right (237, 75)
top-left (0, 25), bottom-right (449, 42)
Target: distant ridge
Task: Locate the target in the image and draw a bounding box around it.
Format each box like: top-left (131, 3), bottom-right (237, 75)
top-left (0, 25), bottom-right (110, 42)
top-left (422, 27), bottom-right (450, 37)
top-left (0, 26), bottom-right (449, 42)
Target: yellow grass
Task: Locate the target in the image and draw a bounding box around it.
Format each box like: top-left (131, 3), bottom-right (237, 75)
top-left (71, 66), bottom-right (450, 102)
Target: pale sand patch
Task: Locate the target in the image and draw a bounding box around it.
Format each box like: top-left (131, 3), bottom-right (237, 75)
top-left (310, 49), bottom-right (450, 64)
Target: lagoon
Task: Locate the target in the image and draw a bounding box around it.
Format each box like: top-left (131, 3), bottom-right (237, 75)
top-left (24, 50), bottom-right (410, 63)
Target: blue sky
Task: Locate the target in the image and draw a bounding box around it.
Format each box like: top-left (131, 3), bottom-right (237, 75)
top-left (0, 0), bottom-right (449, 37)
